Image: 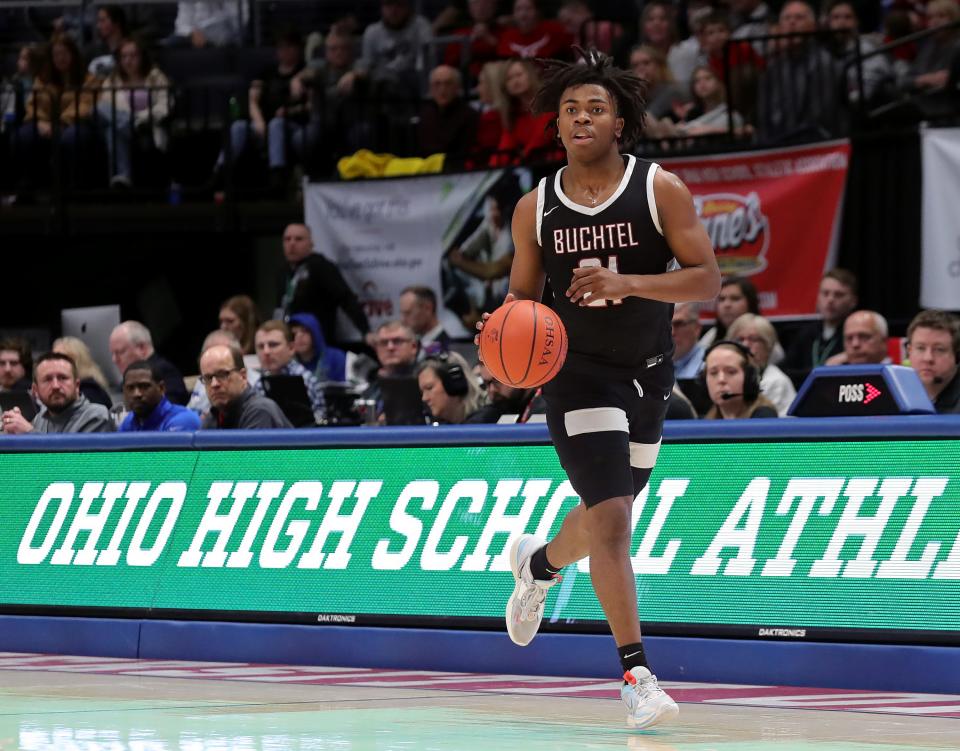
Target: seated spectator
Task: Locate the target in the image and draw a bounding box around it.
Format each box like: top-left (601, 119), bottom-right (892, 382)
top-left (2, 352), bottom-right (114, 434)
top-left (279, 222), bottom-right (372, 348)
top-left (225, 30), bottom-right (308, 186)
top-left (906, 309), bottom-right (960, 414)
top-left (825, 310), bottom-right (890, 366)
top-left (497, 0), bottom-right (573, 61)
top-left (399, 286), bottom-right (452, 355)
top-left (900, 0), bottom-right (960, 93)
top-left (470, 361), bottom-right (545, 423)
top-left (669, 66), bottom-right (746, 135)
top-left (613, 1), bottom-right (682, 79)
top-left (1, 45), bottom-right (42, 129)
top-left (702, 341), bottom-right (779, 419)
top-left (699, 12), bottom-right (762, 121)
top-left (87, 5), bottom-right (128, 78)
top-left (417, 352), bottom-right (486, 424)
top-left (0, 337), bottom-right (32, 392)
top-left (289, 312), bottom-right (347, 382)
top-left (672, 302), bottom-right (705, 379)
top-left (292, 29), bottom-right (357, 162)
top-left (489, 58), bottom-right (556, 166)
top-left (119, 360), bottom-right (200, 431)
top-left (782, 268), bottom-right (858, 380)
top-left (728, 313), bottom-right (797, 416)
top-left (699, 276), bottom-right (759, 349)
top-left (418, 65), bottom-right (478, 160)
top-left (757, 1), bottom-right (843, 142)
top-left (187, 329), bottom-right (250, 416)
top-left (97, 36), bottom-right (171, 188)
top-left (253, 320), bottom-right (325, 420)
top-left (15, 34), bottom-right (98, 191)
top-left (218, 293), bottom-right (259, 360)
top-left (52, 336), bottom-right (112, 409)
top-left (447, 192), bottom-right (514, 325)
top-left (473, 61), bottom-right (506, 158)
top-left (443, 0), bottom-right (505, 80)
top-left (363, 320), bottom-right (419, 413)
top-left (109, 320), bottom-right (188, 405)
top-left (339, 0), bottom-right (433, 97)
top-left (630, 45), bottom-right (689, 122)
top-left (825, 0), bottom-right (892, 105)
top-left (199, 344), bottom-right (292, 429)
top-left (168, 0), bottom-right (248, 48)
top-left (558, 0), bottom-right (623, 57)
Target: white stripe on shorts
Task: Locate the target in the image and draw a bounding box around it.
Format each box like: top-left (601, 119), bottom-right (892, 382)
top-left (630, 439), bottom-right (662, 469)
top-left (564, 407), bottom-right (628, 437)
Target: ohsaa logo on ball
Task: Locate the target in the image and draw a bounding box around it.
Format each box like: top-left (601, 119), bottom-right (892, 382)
top-left (694, 192), bottom-right (770, 276)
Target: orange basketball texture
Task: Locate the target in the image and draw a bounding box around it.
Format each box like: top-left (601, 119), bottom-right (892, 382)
top-left (480, 300), bottom-right (568, 388)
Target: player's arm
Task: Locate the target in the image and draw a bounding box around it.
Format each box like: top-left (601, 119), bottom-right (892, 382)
top-left (506, 190), bottom-right (546, 301)
top-left (567, 169), bottom-right (720, 305)
top-left (474, 191), bottom-right (545, 345)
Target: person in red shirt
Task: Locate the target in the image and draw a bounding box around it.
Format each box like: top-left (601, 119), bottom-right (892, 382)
top-left (489, 58), bottom-right (559, 166)
top-left (443, 0), bottom-right (505, 80)
top-left (497, 0), bottom-right (573, 61)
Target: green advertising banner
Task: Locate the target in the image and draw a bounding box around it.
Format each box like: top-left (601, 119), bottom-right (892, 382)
top-left (2, 441), bottom-right (959, 639)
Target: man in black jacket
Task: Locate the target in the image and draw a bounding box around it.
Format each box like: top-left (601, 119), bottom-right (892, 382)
top-left (199, 344), bottom-right (292, 429)
top-left (782, 268), bottom-right (858, 386)
top-left (278, 223), bottom-right (372, 348)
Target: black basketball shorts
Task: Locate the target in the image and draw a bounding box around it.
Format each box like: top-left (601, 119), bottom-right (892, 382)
top-left (542, 363), bottom-right (673, 507)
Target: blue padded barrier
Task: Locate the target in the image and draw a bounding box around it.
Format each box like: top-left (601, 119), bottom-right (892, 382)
top-left (0, 615), bottom-right (140, 658)
top-left (0, 616), bottom-right (952, 694)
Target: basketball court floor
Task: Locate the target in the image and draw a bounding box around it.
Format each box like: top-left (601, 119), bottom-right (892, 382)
top-left (1, 653), bottom-right (958, 750)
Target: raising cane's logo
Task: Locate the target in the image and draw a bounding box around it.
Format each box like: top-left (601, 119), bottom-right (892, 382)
top-left (694, 192), bottom-right (770, 276)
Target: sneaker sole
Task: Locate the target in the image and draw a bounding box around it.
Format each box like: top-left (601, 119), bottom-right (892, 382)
top-left (627, 700), bottom-right (679, 729)
top-left (505, 536), bottom-right (534, 647)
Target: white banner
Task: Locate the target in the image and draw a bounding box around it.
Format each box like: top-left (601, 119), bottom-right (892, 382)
top-left (921, 127), bottom-right (960, 310)
top-left (304, 171), bottom-right (505, 340)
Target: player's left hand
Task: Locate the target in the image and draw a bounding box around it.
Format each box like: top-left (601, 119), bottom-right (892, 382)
top-left (566, 267), bottom-right (631, 306)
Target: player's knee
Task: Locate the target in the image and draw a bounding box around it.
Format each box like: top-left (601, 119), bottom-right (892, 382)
top-left (586, 497), bottom-right (633, 549)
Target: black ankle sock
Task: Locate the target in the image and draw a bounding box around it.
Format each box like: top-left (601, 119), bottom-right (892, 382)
top-left (618, 642), bottom-right (648, 675)
top-left (528, 545), bottom-right (561, 581)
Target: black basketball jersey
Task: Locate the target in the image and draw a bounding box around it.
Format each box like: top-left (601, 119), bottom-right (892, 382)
top-left (537, 154), bottom-right (676, 379)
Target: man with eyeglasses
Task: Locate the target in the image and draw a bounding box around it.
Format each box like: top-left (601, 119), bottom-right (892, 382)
top-left (670, 302), bottom-right (705, 379)
top-left (361, 320), bottom-right (419, 417)
top-left (1, 353), bottom-right (113, 434)
top-left (199, 344), bottom-right (292, 430)
top-left (907, 310), bottom-right (960, 414)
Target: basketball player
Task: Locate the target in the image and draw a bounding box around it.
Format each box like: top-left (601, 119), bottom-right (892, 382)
top-left (477, 50), bottom-right (719, 728)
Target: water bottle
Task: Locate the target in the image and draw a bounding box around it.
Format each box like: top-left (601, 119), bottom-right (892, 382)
top-left (228, 96), bottom-right (240, 122)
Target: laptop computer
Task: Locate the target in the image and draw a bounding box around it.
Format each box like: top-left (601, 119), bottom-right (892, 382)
top-left (0, 391), bottom-right (38, 421)
top-left (676, 377), bottom-right (713, 417)
top-left (61, 305), bottom-right (121, 385)
top-left (380, 375), bottom-right (427, 426)
top-left (260, 374), bottom-right (316, 428)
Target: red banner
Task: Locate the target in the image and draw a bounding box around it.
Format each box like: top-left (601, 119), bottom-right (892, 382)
top-left (660, 140), bottom-right (850, 320)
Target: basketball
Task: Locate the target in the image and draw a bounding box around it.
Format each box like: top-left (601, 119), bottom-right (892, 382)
top-left (480, 300), bottom-right (568, 389)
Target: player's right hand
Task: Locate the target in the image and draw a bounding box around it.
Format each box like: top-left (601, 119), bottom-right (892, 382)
top-left (474, 293), bottom-right (517, 349)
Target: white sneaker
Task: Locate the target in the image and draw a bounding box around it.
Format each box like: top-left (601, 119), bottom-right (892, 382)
top-left (505, 534), bottom-right (558, 646)
top-left (621, 666), bottom-right (679, 729)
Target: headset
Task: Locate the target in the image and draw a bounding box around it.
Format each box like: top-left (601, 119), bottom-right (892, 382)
top-left (700, 340), bottom-right (761, 403)
top-left (425, 352), bottom-right (469, 397)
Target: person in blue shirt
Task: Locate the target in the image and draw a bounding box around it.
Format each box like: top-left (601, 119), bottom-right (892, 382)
top-left (119, 360), bottom-right (201, 432)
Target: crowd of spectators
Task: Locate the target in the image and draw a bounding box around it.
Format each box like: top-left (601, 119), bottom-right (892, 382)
top-left (2, 0), bottom-right (957, 197)
top-left (0, 215), bottom-right (957, 437)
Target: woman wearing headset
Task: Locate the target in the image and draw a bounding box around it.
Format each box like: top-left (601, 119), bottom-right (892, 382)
top-left (416, 351), bottom-right (489, 424)
top-left (703, 341), bottom-right (779, 420)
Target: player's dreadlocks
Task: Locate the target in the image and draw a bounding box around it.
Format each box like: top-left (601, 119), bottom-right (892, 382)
top-left (531, 48), bottom-right (649, 150)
